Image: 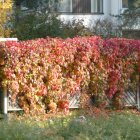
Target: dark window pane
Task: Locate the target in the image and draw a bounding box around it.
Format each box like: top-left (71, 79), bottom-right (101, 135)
top-left (97, 0), bottom-right (103, 13)
top-left (72, 0), bottom-right (91, 13)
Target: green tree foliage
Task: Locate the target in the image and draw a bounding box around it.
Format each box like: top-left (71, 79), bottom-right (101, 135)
top-left (128, 0), bottom-right (140, 8)
top-left (12, 12), bottom-right (63, 40)
top-left (11, 0), bottom-right (66, 40)
top-left (120, 0), bottom-right (140, 39)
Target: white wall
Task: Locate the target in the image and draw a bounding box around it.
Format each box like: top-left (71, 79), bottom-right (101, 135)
top-left (58, 14), bottom-right (104, 27)
top-left (111, 0), bottom-right (122, 15)
top-left (103, 0), bottom-right (111, 15)
top-left (58, 0), bottom-right (122, 27)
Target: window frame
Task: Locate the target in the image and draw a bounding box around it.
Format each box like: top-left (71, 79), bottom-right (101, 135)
top-left (72, 0), bottom-right (91, 14)
top-left (91, 0), bottom-right (103, 14)
top-left (55, 0), bottom-right (104, 14)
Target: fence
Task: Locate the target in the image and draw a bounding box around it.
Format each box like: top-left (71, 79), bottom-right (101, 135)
top-left (0, 79), bottom-right (140, 115)
top-left (0, 88), bottom-right (22, 114)
top-left (0, 38), bottom-right (19, 116)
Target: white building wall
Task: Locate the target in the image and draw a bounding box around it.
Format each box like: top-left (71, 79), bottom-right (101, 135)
top-left (111, 0), bottom-right (122, 15)
top-left (58, 14), bottom-right (104, 27)
top-left (58, 0), bottom-right (122, 27)
top-left (103, 0), bottom-right (111, 15)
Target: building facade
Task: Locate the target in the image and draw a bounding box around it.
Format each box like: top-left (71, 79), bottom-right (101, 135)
top-left (17, 0), bottom-right (140, 28)
top-left (54, 0), bottom-right (139, 27)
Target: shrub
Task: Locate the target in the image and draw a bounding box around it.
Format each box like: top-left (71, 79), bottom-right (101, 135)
top-left (60, 19), bottom-right (92, 38)
top-left (0, 36), bottom-right (139, 114)
top-left (103, 38), bottom-right (140, 108)
top-left (91, 18), bottom-right (122, 38)
top-left (11, 10), bottom-right (91, 40)
top-left (11, 11), bottom-right (63, 40)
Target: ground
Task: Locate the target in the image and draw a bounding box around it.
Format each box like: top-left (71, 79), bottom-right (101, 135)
top-left (0, 108), bottom-right (140, 140)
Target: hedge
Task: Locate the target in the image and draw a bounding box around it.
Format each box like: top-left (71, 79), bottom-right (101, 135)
top-left (0, 36), bottom-right (140, 114)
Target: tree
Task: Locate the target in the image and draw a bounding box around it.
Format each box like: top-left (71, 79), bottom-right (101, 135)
top-left (11, 0), bottom-right (64, 40)
top-left (128, 0), bottom-right (140, 8)
top-left (0, 0), bottom-right (13, 37)
top-left (12, 0), bottom-right (92, 41)
top-left (119, 8), bottom-right (140, 39)
top-left (13, 0), bottom-right (58, 10)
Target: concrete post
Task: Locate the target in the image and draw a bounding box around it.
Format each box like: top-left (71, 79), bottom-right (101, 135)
top-left (0, 38), bottom-right (18, 117)
top-left (3, 87), bottom-right (8, 115)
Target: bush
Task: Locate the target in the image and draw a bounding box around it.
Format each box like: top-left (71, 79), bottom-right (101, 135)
top-left (11, 10), bottom-right (63, 40)
top-left (11, 9), bottom-right (91, 40)
top-left (103, 38), bottom-right (140, 108)
top-left (91, 18), bottom-right (122, 38)
top-left (60, 19), bottom-right (92, 38)
top-left (0, 36), bottom-right (139, 114)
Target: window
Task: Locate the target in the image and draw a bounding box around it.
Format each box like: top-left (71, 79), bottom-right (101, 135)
top-left (122, 0), bottom-right (128, 8)
top-left (122, 0), bottom-right (140, 8)
top-left (91, 0), bottom-right (103, 13)
top-left (56, 0), bottom-right (103, 13)
top-left (72, 0), bottom-right (91, 13)
top-left (57, 0), bottom-right (72, 12)
top-left (15, 0), bottom-right (39, 10)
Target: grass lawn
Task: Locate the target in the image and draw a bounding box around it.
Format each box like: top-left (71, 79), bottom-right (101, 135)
top-left (0, 110), bottom-right (140, 140)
